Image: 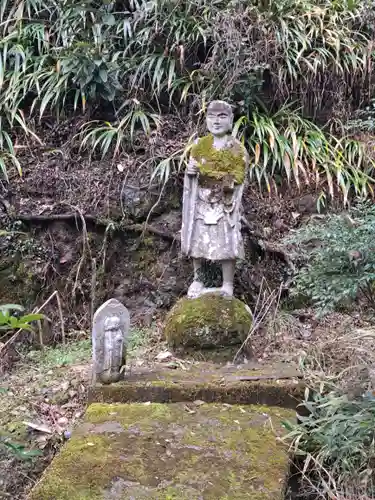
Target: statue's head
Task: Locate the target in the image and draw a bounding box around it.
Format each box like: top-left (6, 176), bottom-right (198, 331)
top-left (104, 316), bottom-right (121, 331)
top-left (206, 100), bottom-right (233, 137)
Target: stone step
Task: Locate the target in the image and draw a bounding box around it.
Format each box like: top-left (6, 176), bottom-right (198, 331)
top-left (30, 402), bottom-right (295, 500)
top-left (89, 361), bottom-right (303, 409)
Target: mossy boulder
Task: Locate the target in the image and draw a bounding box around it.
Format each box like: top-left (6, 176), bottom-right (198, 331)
top-left (164, 294), bottom-right (252, 349)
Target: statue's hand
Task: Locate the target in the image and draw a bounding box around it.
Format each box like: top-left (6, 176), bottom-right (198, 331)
top-left (186, 161), bottom-right (198, 175)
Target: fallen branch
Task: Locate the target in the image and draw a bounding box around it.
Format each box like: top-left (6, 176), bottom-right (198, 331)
top-left (15, 213), bottom-right (99, 225)
top-left (224, 374), bottom-right (303, 382)
top-left (129, 223), bottom-right (179, 242)
top-left (15, 213), bottom-right (293, 260)
top-left (14, 213), bottom-right (179, 242)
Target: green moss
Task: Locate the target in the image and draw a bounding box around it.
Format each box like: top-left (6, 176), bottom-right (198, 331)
top-left (191, 134), bottom-right (246, 184)
top-left (1, 420), bottom-right (28, 439)
top-left (30, 402), bottom-right (294, 500)
top-left (142, 236), bottom-right (155, 247)
top-left (86, 401), bottom-right (172, 427)
top-left (164, 294), bottom-right (252, 350)
top-left (132, 238), bottom-right (158, 272)
top-left (0, 257), bottom-right (38, 306)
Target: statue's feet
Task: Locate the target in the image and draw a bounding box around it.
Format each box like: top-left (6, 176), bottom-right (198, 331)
top-left (187, 280), bottom-right (204, 299)
top-left (221, 282), bottom-right (233, 297)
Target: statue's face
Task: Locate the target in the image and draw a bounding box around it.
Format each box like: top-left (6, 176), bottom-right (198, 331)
top-left (104, 316), bottom-right (121, 331)
top-left (206, 109), bottom-right (232, 137)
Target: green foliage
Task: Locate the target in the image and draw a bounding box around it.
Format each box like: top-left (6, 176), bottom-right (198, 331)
top-left (284, 202), bottom-right (375, 315)
top-left (26, 339), bottom-right (92, 367)
top-left (282, 328), bottom-right (375, 497)
top-left (0, 0), bottom-right (374, 198)
top-left (127, 327), bottom-right (150, 353)
top-left (283, 388), bottom-right (375, 495)
top-left (235, 107), bottom-right (373, 202)
top-left (0, 304), bottom-right (43, 332)
top-left (24, 328), bottom-right (150, 368)
top-left (1, 438), bottom-right (42, 460)
top-left (79, 100), bottom-right (161, 157)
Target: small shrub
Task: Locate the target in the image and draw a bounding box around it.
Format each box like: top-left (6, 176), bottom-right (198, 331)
top-left (284, 389), bottom-right (375, 497)
top-left (283, 329), bottom-right (375, 498)
top-left (284, 202), bottom-right (375, 315)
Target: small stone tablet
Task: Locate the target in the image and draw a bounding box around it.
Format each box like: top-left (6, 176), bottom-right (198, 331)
top-left (92, 299), bottom-right (130, 384)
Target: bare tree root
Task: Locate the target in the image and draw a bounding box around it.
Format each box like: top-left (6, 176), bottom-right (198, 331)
top-left (15, 212), bottom-right (180, 242)
top-left (15, 213), bottom-right (294, 263)
top-left (241, 216), bottom-right (295, 271)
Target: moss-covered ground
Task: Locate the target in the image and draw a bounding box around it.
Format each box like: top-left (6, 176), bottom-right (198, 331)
top-left (30, 402), bottom-right (294, 500)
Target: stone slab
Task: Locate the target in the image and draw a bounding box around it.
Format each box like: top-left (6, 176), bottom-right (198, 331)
top-left (30, 402), bottom-right (295, 499)
top-left (88, 361), bottom-right (303, 409)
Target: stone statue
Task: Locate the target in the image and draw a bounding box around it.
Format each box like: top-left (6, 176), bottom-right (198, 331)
top-left (92, 298), bottom-right (130, 384)
top-left (181, 100), bottom-right (249, 298)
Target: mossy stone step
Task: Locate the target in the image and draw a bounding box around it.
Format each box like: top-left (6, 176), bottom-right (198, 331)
top-left (30, 402), bottom-right (294, 500)
top-left (89, 361), bottom-right (303, 409)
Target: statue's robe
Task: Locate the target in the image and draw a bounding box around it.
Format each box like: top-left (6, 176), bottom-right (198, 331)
top-left (181, 136), bottom-right (248, 262)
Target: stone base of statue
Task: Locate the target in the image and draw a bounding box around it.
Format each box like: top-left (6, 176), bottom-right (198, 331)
top-left (187, 283), bottom-right (234, 299)
top-left (164, 293), bottom-right (252, 358)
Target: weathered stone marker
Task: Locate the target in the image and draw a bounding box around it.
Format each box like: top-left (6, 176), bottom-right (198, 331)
top-left (92, 298), bottom-right (130, 385)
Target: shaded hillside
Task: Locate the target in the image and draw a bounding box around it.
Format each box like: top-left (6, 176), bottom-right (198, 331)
top-left (0, 0), bottom-right (375, 332)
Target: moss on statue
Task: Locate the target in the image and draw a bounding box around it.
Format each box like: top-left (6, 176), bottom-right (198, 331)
top-left (30, 402), bottom-right (294, 500)
top-left (164, 294), bottom-right (252, 349)
top-left (191, 134), bottom-right (246, 184)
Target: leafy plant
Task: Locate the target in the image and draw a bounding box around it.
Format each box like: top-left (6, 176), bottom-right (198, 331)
top-left (235, 107), bottom-right (374, 202)
top-left (345, 99), bottom-right (375, 133)
top-left (283, 329), bottom-right (375, 498)
top-left (284, 202), bottom-right (375, 315)
top-left (0, 0), bottom-right (374, 199)
top-left (1, 438), bottom-right (42, 460)
top-left (79, 99), bottom-right (161, 156)
top-left (284, 389), bottom-right (375, 496)
top-left (0, 304), bottom-right (43, 332)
